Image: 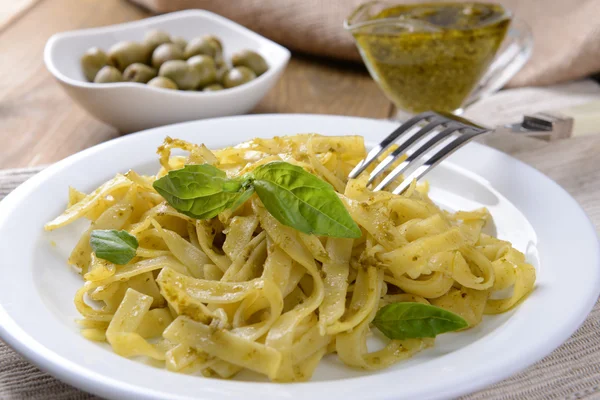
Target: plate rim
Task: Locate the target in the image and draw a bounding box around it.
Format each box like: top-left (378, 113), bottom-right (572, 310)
top-left (0, 113), bottom-right (598, 400)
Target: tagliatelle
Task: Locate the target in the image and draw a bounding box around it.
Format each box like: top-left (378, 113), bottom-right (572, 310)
top-left (45, 134), bottom-right (536, 382)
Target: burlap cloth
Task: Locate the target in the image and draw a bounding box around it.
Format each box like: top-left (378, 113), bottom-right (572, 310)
top-left (129, 0), bottom-right (600, 88)
top-left (0, 134), bottom-right (599, 398)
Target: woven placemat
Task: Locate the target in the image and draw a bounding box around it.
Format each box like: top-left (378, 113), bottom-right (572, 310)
top-left (0, 160), bottom-right (598, 400)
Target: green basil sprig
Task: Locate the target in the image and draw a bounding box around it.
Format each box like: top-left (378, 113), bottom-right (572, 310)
top-left (152, 161), bottom-right (361, 238)
top-left (90, 229), bottom-right (139, 265)
top-left (252, 162), bottom-right (361, 238)
top-left (153, 164), bottom-right (254, 220)
top-left (373, 302), bottom-right (468, 340)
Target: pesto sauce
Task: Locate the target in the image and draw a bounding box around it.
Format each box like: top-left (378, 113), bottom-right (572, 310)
top-left (352, 2), bottom-right (509, 113)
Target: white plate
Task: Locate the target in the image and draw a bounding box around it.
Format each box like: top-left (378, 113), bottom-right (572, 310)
top-left (44, 11), bottom-right (290, 132)
top-left (0, 114), bottom-right (598, 400)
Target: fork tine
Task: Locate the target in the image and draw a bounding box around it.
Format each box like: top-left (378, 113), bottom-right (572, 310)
top-left (373, 123), bottom-right (463, 192)
top-left (391, 128), bottom-right (488, 194)
top-left (347, 111), bottom-right (437, 179)
top-left (367, 115), bottom-right (447, 185)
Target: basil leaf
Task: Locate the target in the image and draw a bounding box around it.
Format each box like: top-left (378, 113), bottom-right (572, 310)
top-left (153, 164), bottom-right (250, 219)
top-left (153, 164), bottom-right (229, 200)
top-left (90, 229), bottom-right (138, 265)
top-left (252, 162), bottom-right (361, 238)
top-left (372, 302), bottom-right (468, 340)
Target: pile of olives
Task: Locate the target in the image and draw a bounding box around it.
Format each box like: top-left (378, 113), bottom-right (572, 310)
top-left (80, 30), bottom-right (269, 92)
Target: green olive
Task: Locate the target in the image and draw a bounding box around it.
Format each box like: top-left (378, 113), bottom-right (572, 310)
top-left (143, 29), bottom-right (171, 52)
top-left (147, 76), bottom-right (178, 90)
top-left (123, 63), bottom-right (157, 83)
top-left (81, 47), bottom-right (109, 82)
top-left (108, 41), bottom-right (149, 71)
top-left (232, 49), bottom-right (269, 76)
top-left (93, 66), bottom-right (123, 83)
top-left (203, 83), bottom-right (224, 92)
top-left (151, 43), bottom-right (184, 69)
top-left (187, 55), bottom-right (217, 87)
top-left (214, 53), bottom-right (227, 70)
top-left (216, 66), bottom-right (229, 83)
top-left (203, 35), bottom-right (223, 52)
top-left (172, 36), bottom-right (187, 51)
top-left (222, 66), bottom-right (256, 88)
top-left (159, 60), bottom-right (201, 90)
top-left (184, 37), bottom-right (219, 59)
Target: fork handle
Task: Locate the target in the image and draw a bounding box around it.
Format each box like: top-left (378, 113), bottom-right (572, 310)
top-left (495, 112), bottom-right (574, 140)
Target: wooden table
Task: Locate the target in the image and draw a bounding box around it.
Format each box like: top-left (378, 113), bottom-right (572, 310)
top-left (0, 0), bottom-right (392, 169)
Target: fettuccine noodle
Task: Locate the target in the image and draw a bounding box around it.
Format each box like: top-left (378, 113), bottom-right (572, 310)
top-left (45, 134), bottom-right (536, 381)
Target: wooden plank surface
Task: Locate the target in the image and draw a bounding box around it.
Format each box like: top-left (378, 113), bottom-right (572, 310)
top-left (254, 54), bottom-right (392, 117)
top-left (0, 0), bottom-right (391, 169)
top-left (0, 0), bottom-right (40, 32)
top-left (0, 0), bottom-right (147, 169)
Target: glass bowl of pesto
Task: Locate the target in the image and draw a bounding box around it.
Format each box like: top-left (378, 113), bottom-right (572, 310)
top-left (345, 1), bottom-right (532, 116)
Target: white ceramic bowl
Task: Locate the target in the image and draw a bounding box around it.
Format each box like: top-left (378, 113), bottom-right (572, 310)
top-left (44, 10), bottom-right (291, 132)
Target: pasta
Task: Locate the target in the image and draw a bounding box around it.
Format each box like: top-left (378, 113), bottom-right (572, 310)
top-left (45, 134), bottom-right (536, 381)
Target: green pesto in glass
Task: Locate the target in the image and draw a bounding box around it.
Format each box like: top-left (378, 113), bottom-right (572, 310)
top-left (350, 2), bottom-right (510, 113)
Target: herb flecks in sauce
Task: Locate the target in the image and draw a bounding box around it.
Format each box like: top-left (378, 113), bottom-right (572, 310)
top-left (352, 2), bottom-right (510, 113)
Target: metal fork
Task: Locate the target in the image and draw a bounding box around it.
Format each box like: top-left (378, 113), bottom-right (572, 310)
top-left (347, 111), bottom-right (568, 194)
